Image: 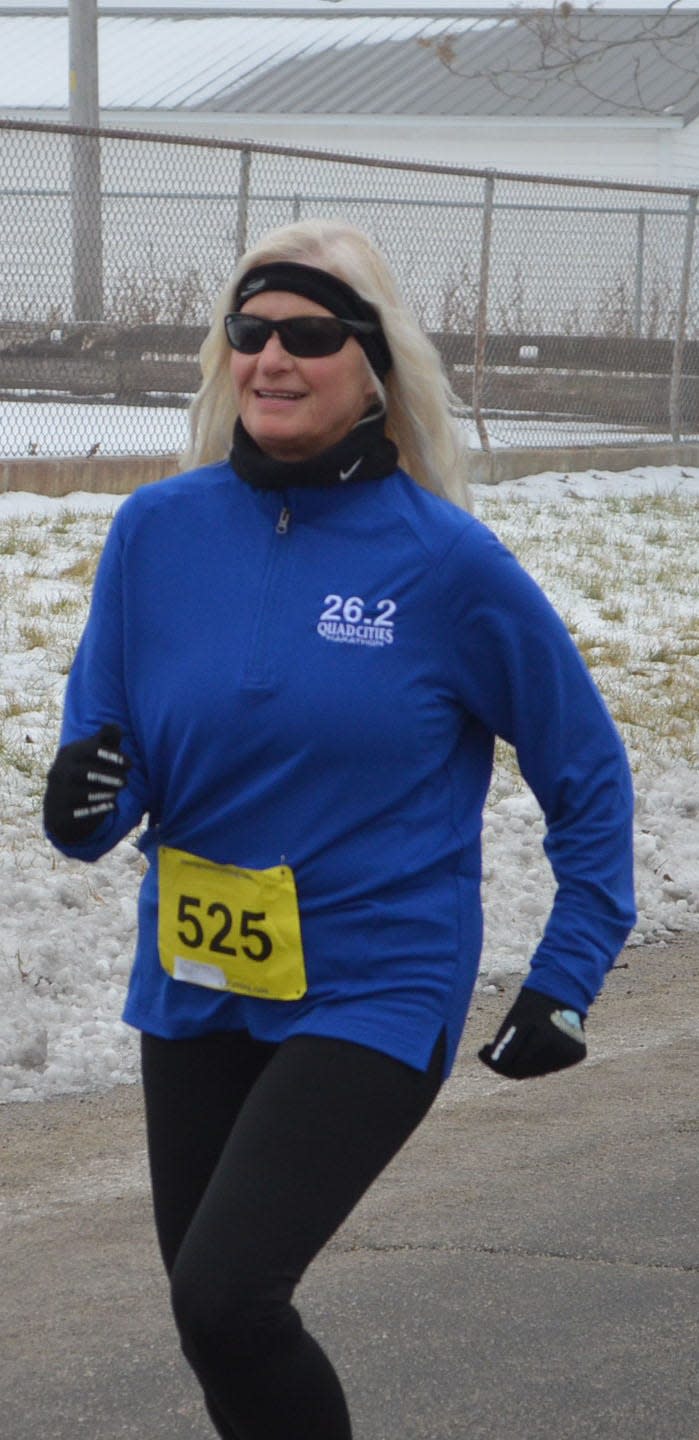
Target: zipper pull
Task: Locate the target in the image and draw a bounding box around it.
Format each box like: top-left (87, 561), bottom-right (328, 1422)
top-left (276, 506), bottom-right (291, 535)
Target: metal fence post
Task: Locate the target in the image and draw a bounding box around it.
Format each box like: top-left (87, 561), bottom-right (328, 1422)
top-left (472, 171), bottom-right (494, 455)
top-left (634, 206), bottom-right (645, 338)
top-left (235, 147), bottom-right (252, 262)
top-left (69, 0), bottom-right (103, 320)
top-left (669, 193), bottom-right (698, 443)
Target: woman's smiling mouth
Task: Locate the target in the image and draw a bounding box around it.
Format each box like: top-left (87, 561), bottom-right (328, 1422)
top-left (254, 389), bottom-right (305, 401)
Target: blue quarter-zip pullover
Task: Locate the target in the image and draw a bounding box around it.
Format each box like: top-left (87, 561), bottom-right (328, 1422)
top-left (50, 461), bottom-right (636, 1076)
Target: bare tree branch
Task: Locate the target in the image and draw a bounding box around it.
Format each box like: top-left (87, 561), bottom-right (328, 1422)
top-left (416, 2), bottom-right (699, 119)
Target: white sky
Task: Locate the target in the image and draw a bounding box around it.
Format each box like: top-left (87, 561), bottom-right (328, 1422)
top-left (4, 2), bottom-right (699, 16)
top-left (28, 3), bottom-right (699, 8)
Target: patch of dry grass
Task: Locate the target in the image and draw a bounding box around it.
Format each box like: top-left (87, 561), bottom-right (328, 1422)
top-left (479, 486), bottom-right (699, 775)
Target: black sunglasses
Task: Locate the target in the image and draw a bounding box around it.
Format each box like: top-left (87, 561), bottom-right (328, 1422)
top-left (224, 312), bottom-right (378, 358)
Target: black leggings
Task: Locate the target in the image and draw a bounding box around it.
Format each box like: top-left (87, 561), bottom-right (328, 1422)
top-left (141, 1027), bottom-right (444, 1440)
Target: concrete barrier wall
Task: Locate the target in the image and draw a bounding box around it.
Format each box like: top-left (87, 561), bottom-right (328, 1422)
top-left (0, 455), bottom-right (179, 498)
top-left (2, 445), bottom-right (699, 498)
top-left (465, 442), bottom-right (699, 486)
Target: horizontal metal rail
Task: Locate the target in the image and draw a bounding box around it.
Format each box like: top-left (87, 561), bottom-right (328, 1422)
top-left (1, 119), bottom-right (698, 199)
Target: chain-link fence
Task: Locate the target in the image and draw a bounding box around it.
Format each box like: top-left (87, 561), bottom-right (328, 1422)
top-left (1, 118), bottom-right (698, 461)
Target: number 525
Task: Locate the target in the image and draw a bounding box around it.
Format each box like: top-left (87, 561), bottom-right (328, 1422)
top-left (177, 894), bottom-right (273, 962)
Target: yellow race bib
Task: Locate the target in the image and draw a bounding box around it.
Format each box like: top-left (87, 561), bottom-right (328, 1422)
top-left (158, 845), bottom-right (307, 1001)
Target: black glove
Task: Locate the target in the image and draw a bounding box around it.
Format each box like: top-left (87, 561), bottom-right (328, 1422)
top-left (43, 723), bottom-right (131, 843)
top-left (478, 986), bottom-right (586, 1080)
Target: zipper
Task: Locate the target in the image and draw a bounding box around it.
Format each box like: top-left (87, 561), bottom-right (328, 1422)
top-left (242, 499), bottom-right (292, 688)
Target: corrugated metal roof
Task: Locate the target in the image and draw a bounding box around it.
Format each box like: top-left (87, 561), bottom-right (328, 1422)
top-left (1, 10), bottom-right (698, 120)
top-left (222, 11), bottom-right (699, 120)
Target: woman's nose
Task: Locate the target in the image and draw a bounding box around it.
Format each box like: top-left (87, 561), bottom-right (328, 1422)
top-left (257, 329), bottom-right (292, 366)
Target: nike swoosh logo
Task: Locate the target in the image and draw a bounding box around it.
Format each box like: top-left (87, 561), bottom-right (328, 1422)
top-left (339, 458), bottom-right (362, 482)
top-left (240, 278), bottom-right (266, 296)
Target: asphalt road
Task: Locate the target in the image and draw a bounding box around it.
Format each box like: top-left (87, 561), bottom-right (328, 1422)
top-left (2, 935), bottom-right (698, 1440)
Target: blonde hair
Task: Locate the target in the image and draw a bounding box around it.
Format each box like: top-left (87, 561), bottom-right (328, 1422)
top-left (182, 218), bottom-right (471, 509)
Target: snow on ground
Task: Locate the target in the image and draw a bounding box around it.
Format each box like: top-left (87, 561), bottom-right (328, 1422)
top-left (1, 400), bottom-right (189, 460)
top-left (1, 466), bottom-right (698, 1102)
top-left (5, 400), bottom-right (694, 460)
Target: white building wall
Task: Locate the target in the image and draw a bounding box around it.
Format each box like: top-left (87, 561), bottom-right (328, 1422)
top-left (5, 106), bottom-right (687, 190)
top-left (667, 120), bottom-right (699, 185)
top-left (100, 110), bottom-right (679, 187)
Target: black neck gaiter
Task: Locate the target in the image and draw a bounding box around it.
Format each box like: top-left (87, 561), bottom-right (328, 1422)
top-left (230, 411), bottom-right (399, 493)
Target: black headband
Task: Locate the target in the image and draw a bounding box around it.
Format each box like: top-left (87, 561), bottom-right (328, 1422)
top-left (234, 261), bottom-right (392, 380)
